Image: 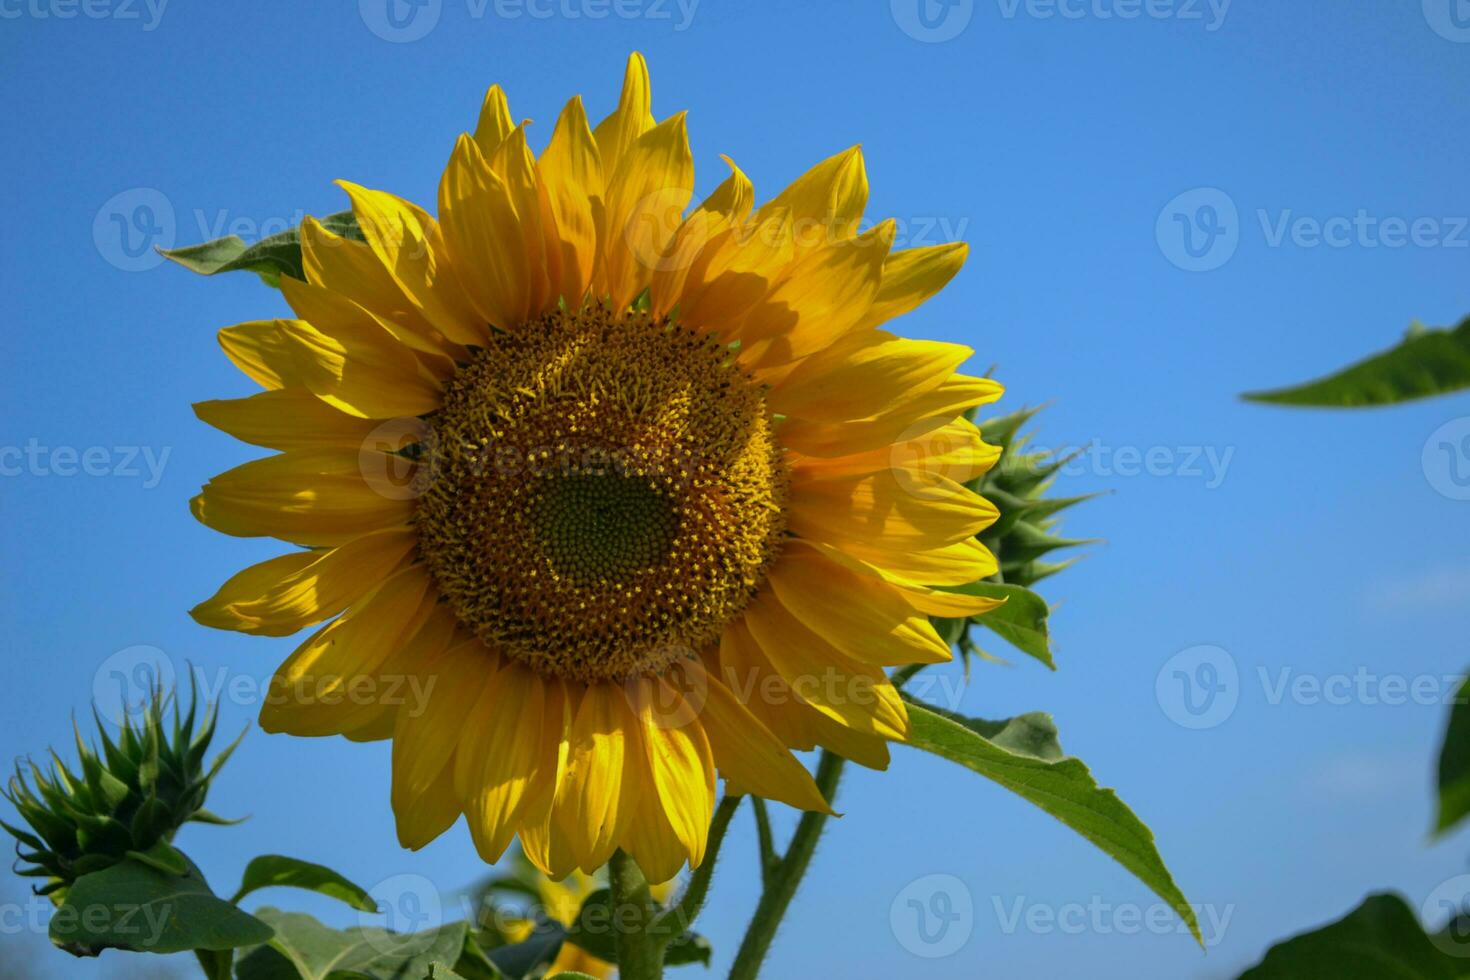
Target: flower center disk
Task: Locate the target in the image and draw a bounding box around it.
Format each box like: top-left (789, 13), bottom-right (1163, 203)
top-left (416, 306), bottom-right (788, 683)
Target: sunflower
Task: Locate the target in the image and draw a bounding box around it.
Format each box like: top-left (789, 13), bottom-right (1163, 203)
top-left (189, 53), bottom-right (1004, 883)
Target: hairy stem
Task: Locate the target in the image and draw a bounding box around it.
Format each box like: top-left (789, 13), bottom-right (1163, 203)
top-left (728, 751), bottom-right (846, 980)
top-left (655, 794), bottom-right (740, 936)
top-left (609, 849), bottom-right (662, 980)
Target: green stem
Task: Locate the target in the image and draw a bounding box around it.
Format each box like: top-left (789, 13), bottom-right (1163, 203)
top-left (609, 849), bottom-right (662, 980)
top-left (194, 949), bottom-right (232, 980)
top-left (750, 796), bottom-right (777, 889)
top-left (728, 751), bottom-right (846, 980)
top-left (655, 794), bottom-right (740, 935)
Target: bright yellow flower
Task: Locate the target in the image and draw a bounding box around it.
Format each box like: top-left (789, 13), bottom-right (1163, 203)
top-left (189, 53), bottom-right (1004, 883)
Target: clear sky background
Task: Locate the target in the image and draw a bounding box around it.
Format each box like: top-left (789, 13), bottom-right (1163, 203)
top-left (3, 2), bottom-right (1469, 977)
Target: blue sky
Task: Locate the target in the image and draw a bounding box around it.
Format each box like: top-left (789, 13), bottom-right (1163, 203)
top-left (2, 2), bottom-right (1469, 977)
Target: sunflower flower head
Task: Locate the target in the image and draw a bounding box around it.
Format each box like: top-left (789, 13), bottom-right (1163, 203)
top-left (188, 53), bottom-right (1004, 883)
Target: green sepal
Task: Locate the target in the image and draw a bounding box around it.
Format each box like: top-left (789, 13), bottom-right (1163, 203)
top-left (158, 210), bottom-right (363, 289)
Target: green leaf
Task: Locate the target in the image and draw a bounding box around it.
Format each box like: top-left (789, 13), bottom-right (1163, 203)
top-left (484, 928), bottom-right (566, 977)
top-left (159, 210), bottom-right (362, 289)
top-left (232, 856), bottom-right (379, 913)
top-left (125, 839), bottom-right (190, 877)
top-left (426, 963), bottom-right (473, 980)
top-left (900, 697), bottom-right (1201, 944)
top-left (234, 909), bottom-right (467, 980)
top-left (1243, 316), bottom-right (1470, 408)
top-left (1435, 674), bottom-right (1470, 835)
top-left (564, 887), bottom-right (711, 967)
top-left (546, 975), bottom-right (599, 980)
top-left (1238, 893), bottom-right (1464, 978)
top-left (944, 582), bottom-right (1055, 669)
top-left (50, 856), bottom-right (273, 955)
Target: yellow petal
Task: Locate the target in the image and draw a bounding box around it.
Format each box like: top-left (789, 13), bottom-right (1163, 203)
top-left (621, 717), bottom-right (686, 885)
top-left (276, 283), bottom-right (448, 418)
top-left (768, 332), bottom-right (973, 421)
top-left (538, 96), bottom-right (604, 308)
top-left (599, 113), bottom-right (694, 311)
top-left (336, 180), bottom-right (485, 346)
top-left (858, 241), bottom-right (969, 330)
top-left (778, 374), bottom-right (1003, 458)
top-left (192, 449), bottom-right (415, 547)
top-left (189, 528), bottom-right (417, 636)
top-left (488, 124), bottom-right (552, 316)
top-left (300, 216), bottom-right (463, 361)
top-left (699, 155), bottom-right (754, 223)
top-left (742, 592), bottom-right (909, 741)
top-left (689, 661), bottom-right (833, 813)
top-left (193, 388), bottom-right (381, 452)
top-left (736, 220), bottom-right (893, 373)
top-left (765, 543), bottom-right (955, 666)
top-left (521, 678), bottom-right (578, 879)
top-left (456, 663), bottom-right (545, 863)
top-left (789, 470), bottom-right (998, 556)
top-left (395, 750), bottom-right (462, 850)
top-left (754, 145), bottom-right (867, 258)
top-left (558, 683), bottom-right (633, 871)
top-left (439, 133), bottom-right (532, 330)
top-left (674, 208), bottom-right (794, 338)
top-left (218, 320), bottom-right (303, 390)
top-left (258, 565), bottom-right (435, 736)
top-left (633, 676), bottom-right (714, 869)
top-left (592, 52), bottom-right (654, 180)
top-left (393, 637), bottom-right (498, 817)
top-left (473, 83), bottom-right (515, 158)
top-left (793, 417), bottom-right (1000, 486)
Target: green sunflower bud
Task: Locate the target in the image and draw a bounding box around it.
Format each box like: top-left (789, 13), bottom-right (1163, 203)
top-left (972, 405), bottom-right (1097, 589)
top-left (936, 405), bottom-right (1097, 670)
top-left (2, 680), bottom-right (242, 901)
